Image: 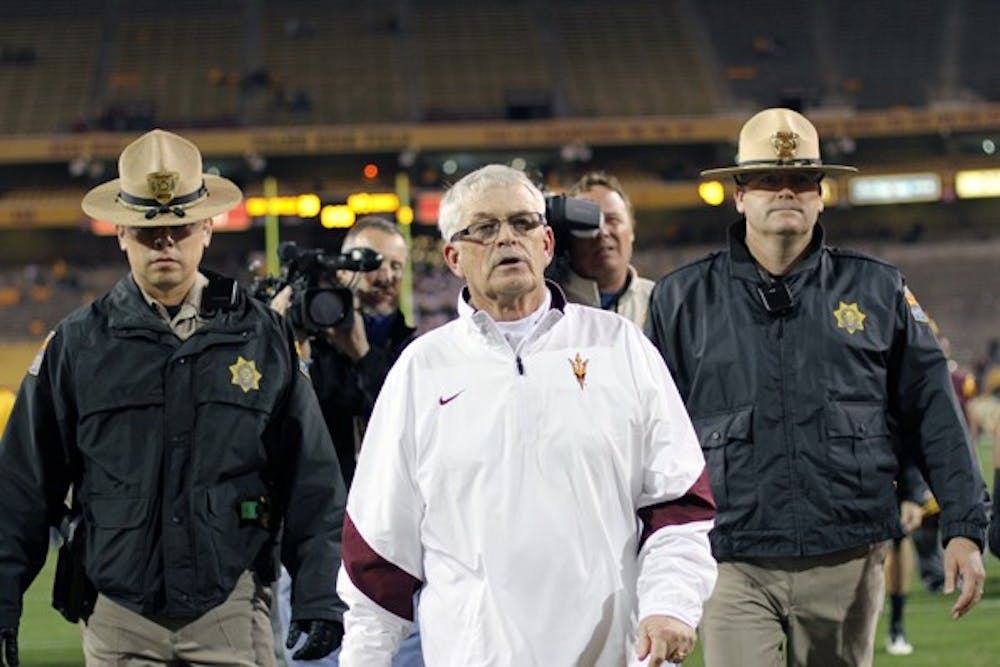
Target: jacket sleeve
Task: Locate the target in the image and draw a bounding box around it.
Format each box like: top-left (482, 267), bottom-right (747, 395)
top-left (337, 355), bottom-right (423, 665)
top-left (895, 458), bottom-right (931, 506)
top-left (316, 324), bottom-right (416, 420)
top-left (0, 330), bottom-right (74, 627)
top-left (889, 282), bottom-right (988, 547)
top-left (353, 327), bottom-right (415, 418)
top-left (630, 329), bottom-right (717, 628)
top-left (989, 469), bottom-right (1000, 559)
top-left (273, 321), bottom-right (349, 623)
top-left (644, 277), bottom-right (695, 401)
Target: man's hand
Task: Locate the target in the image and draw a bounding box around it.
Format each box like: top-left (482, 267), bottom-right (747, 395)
top-left (269, 285), bottom-right (293, 317)
top-left (636, 615), bottom-right (695, 665)
top-left (324, 309), bottom-right (370, 362)
top-left (899, 500), bottom-right (924, 534)
top-left (0, 626), bottom-right (19, 667)
top-left (286, 619), bottom-right (344, 660)
top-left (943, 536), bottom-right (985, 619)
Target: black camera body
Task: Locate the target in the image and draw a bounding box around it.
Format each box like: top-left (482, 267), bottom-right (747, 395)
top-left (545, 193), bottom-right (601, 243)
top-left (543, 193), bottom-right (602, 285)
top-left (251, 241), bottom-right (382, 336)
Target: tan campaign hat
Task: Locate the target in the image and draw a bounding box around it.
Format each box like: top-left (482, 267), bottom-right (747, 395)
top-left (82, 129), bottom-right (243, 227)
top-left (701, 108), bottom-right (857, 178)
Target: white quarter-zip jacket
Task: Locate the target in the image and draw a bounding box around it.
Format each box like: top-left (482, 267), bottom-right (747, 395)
top-left (338, 286), bottom-right (716, 666)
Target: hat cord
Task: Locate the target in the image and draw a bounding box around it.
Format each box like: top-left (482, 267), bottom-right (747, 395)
top-left (115, 182), bottom-right (209, 220)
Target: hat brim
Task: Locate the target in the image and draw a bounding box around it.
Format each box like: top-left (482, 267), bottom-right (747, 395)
top-left (81, 174), bottom-right (244, 227)
top-left (700, 163), bottom-right (858, 178)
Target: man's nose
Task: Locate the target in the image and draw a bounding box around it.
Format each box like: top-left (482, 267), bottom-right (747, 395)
top-left (151, 231), bottom-right (176, 249)
top-left (494, 220), bottom-right (520, 244)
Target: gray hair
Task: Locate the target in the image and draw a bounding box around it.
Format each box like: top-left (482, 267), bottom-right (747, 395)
top-left (437, 164), bottom-right (545, 241)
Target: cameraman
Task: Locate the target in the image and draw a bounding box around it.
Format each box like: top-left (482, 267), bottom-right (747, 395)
top-left (560, 171), bottom-right (654, 327)
top-left (273, 215), bottom-right (414, 485)
top-left (273, 215), bottom-right (419, 666)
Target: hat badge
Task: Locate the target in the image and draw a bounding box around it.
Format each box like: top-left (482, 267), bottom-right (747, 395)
top-left (147, 171), bottom-right (180, 205)
top-left (771, 132), bottom-right (798, 160)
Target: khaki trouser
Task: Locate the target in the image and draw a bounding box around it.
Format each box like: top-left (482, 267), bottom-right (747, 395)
top-left (82, 571), bottom-right (276, 667)
top-left (700, 543), bottom-right (890, 667)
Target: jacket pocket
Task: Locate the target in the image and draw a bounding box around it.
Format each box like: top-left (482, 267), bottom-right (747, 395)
top-left (693, 406), bottom-right (753, 508)
top-left (202, 475), bottom-right (271, 584)
top-left (825, 402), bottom-right (896, 501)
top-left (84, 496), bottom-right (151, 597)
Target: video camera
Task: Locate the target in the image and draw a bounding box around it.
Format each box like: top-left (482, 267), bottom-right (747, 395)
top-left (544, 193), bottom-right (602, 243)
top-left (542, 193), bottom-right (601, 285)
top-left (251, 241), bottom-right (382, 336)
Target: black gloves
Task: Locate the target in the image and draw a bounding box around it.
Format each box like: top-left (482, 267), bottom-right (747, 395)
top-left (0, 626), bottom-right (18, 667)
top-left (286, 619), bottom-right (344, 660)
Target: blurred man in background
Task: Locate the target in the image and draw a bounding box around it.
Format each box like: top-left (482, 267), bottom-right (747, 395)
top-left (308, 215), bottom-right (415, 486)
top-left (560, 171), bottom-right (654, 327)
top-left (273, 215), bottom-right (421, 666)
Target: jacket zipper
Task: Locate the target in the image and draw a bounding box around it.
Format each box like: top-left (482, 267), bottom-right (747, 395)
top-left (777, 317), bottom-right (804, 553)
top-left (516, 356), bottom-right (525, 375)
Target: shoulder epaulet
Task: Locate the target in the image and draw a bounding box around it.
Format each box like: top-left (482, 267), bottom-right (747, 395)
top-left (826, 246), bottom-right (898, 271)
top-left (656, 249), bottom-right (726, 284)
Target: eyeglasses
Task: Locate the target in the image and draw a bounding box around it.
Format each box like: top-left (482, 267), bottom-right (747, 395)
top-left (126, 222), bottom-right (201, 248)
top-left (449, 212), bottom-right (546, 244)
top-left (738, 172), bottom-right (822, 192)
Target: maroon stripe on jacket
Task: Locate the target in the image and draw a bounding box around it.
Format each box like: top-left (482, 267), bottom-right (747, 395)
top-left (637, 467), bottom-right (716, 549)
top-left (342, 512), bottom-right (423, 620)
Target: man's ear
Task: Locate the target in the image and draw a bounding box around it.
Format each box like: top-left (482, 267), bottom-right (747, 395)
top-left (542, 225), bottom-right (555, 267)
top-left (203, 219), bottom-right (214, 247)
top-left (116, 226), bottom-right (128, 252)
top-left (442, 242), bottom-right (465, 279)
top-left (733, 187), bottom-right (746, 216)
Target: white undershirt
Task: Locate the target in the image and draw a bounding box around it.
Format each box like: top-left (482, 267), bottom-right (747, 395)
top-left (493, 290), bottom-right (552, 351)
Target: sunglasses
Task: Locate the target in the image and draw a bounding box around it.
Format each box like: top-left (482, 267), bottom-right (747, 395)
top-left (738, 172), bottom-right (823, 192)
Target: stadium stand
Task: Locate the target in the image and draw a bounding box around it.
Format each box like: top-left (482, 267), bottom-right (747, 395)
top-left (0, 2), bottom-right (100, 135)
top-left (546, 0), bottom-right (720, 117)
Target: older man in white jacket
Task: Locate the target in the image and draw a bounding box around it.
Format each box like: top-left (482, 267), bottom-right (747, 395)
top-left (337, 165), bottom-right (717, 667)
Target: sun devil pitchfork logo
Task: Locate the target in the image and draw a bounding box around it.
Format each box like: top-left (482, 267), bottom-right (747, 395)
top-left (568, 353), bottom-right (588, 390)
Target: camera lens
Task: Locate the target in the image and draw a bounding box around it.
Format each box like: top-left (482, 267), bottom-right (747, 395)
top-left (305, 289), bottom-right (350, 328)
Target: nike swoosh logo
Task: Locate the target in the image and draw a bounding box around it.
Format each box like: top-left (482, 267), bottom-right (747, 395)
top-left (439, 391), bottom-right (463, 406)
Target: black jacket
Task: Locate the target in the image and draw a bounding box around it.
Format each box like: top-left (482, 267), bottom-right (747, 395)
top-left (0, 275), bottom-right (347, 625)
top-left (645, 222), bottom-right (988, 561)
top-left (309, 309), bottom-right (415, 486)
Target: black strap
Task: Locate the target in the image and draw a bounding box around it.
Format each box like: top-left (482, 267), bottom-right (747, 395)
top-left (116, 182), bottom-right (209, 219)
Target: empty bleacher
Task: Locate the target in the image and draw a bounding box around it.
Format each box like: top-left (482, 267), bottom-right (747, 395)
top-left (0, 2), bottom-right (100, 135)
top-left (411, 1), bottom-right (550, 120)
top-left (103, 0), bottom-right (244, 128)
top-left (259, 0), bottom-right (410, 125)
top-left (546, 0), bottom-right (720, 117)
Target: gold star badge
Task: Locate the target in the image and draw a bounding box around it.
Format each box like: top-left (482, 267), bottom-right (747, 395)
top-left (569, 353), bottom-right (588, 390)
top-left (229, 356), bottom-right (262, 393)
top-left (833, 301), bottom-right (866, 335)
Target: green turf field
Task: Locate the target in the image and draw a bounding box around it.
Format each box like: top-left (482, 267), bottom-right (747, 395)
top-left (16, 442), bottom-right (1000, 665)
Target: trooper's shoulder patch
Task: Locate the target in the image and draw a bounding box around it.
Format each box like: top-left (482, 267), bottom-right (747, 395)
top-left (904, 287), bottom-right (929, 323)
top-left (27, 330), bottom-right (56, 376)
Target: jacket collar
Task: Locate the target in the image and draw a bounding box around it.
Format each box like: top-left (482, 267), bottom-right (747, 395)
top-left (562, 265), bottom-right (639, 308)
top-left (457, 280), bottom-right (568, 349)
top-left (107, 271), bottom-right (253, 339)
top-left (728, 219), bottom-right (825, 282)
top-left (456, 279), bottom-right (568, 319)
